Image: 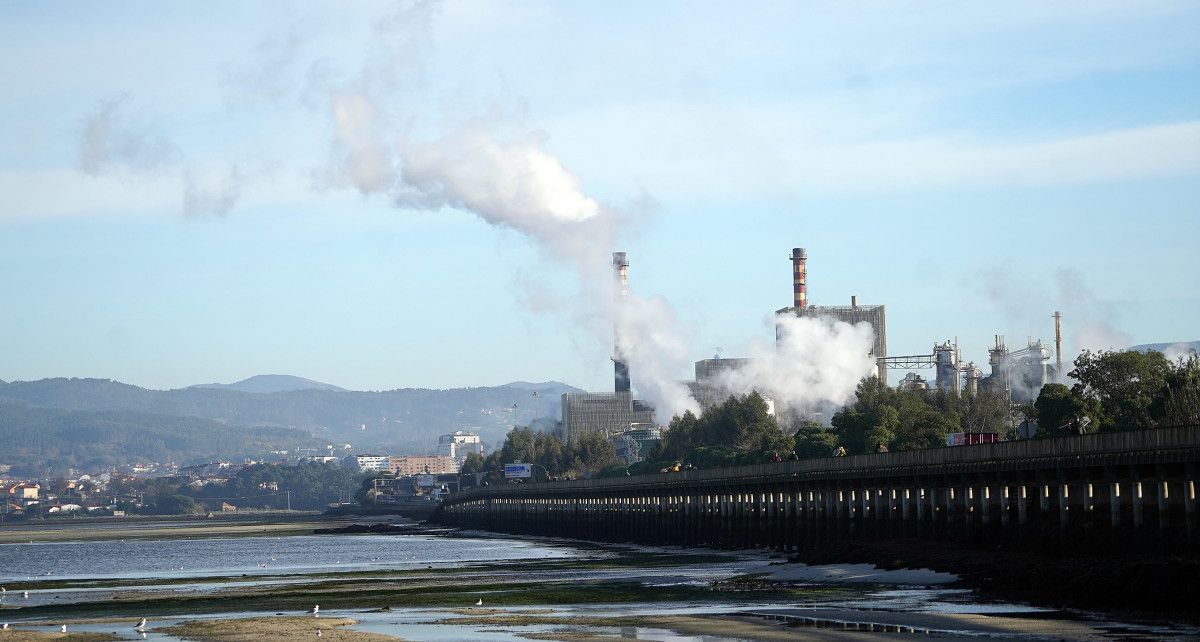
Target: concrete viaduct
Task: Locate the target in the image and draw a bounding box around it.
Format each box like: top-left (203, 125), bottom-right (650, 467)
top-left (433, 426), bottom-right (1200, 553)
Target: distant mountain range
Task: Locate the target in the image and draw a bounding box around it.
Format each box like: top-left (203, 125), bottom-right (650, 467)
top-left (191, 374), bottom-right (346, 394)
top-left (0, 376), bottom-right (584, 476)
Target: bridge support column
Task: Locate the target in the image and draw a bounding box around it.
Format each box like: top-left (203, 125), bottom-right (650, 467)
top-left (1133, 479), bottom-right (1144, 530)
top-left (1059, 477), bottom-right (1070, 530)
top-left (1185, 464), bottom-right (1196, 543)
top-left (1157, 471), bottom-right (1170, 533)
top-left (1001, 484), bottom-right (1010, 528)
top-left (1110, 480), bottom-right (1122, 528)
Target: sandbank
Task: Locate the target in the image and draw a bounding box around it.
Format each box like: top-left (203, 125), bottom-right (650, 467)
top-left (160, 615), bottom-right (404, 641)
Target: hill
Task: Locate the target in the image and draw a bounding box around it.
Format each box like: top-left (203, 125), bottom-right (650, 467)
top-left (191, 374), bottom-right (346, 394)
top-left (1131, 342), bottom-right (1200, 358)
top-left (0, 378), bottom-right (583, 456)
top-left (0, 399), bottom-right (313, 476)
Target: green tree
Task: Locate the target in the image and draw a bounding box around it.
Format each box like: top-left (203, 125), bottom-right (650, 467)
top-left (792, 420), bottom-right (838, 458)
top-left (1071, 350), bottom-right (1172, 431)
top-left (1034, 383), bottom-right (1094, 436)
top-left (148, 493), bottom-right (199, 515)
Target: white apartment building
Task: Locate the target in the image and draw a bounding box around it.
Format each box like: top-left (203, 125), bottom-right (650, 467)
top-left (437, 431), bottom-right (484, 463)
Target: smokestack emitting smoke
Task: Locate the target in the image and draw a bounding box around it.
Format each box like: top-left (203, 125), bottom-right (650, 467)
top-left (100, 4), bottom-right (876, 421)
top-left (613, 251), bottom-right (631, 393)
top-left (791, 247), bottom-right (808, 309)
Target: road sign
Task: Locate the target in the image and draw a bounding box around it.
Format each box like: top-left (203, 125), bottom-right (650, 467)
top-left (504, 462), bottom-right (532, 479)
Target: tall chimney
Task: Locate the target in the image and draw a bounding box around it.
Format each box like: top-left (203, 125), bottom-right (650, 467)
top-left (1053, 311), bottom-right (1063, 377)
top-left (612, 252), bottom-right (631, 394)
top-left (791, 247), bottom-right (808, 309)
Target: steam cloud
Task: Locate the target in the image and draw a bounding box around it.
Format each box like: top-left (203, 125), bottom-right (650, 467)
top-left (72, 0), bottom-right (881, 422)
top-left (79, 97), bottom-right (178, 176)
top-left (716, 315), bottom-right (877, 411)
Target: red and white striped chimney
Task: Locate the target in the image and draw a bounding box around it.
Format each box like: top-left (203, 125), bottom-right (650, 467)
top-left (791, 247), bottom-right (807, 309)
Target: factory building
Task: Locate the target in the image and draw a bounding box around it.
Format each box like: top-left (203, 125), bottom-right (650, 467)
top-left (561, 251), bottom-right (660, 444)
top-left (687, 357), bottom-right (754, 410)
top-left (561, 392), bottom-right (656, 442)
top-left (777, 247), bottom-right (889, 382)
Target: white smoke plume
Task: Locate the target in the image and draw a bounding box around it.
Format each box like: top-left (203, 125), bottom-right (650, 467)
top-left (715, 315), bottom-right (877, 411)
top-left (614, 293), bottom-right (700, 418)
top-left (183, 167), bottom-right (244, 218)
top-left (1054, 269), bottom-right (1132, 359)
top-left (78, 96), bottom-right (178, 176)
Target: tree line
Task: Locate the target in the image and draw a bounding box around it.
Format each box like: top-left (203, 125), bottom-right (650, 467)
top-left (465, 349), bottom-right (1199, 479)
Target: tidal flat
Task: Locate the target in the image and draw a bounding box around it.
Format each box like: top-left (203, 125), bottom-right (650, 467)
top-left (1, 518), bottom-right (1196, 641)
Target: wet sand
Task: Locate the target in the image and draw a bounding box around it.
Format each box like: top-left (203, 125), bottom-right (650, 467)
top-left (0, 518), bottom-right (321, 544)
top-left (160, 615), bottom-right (405, 641)
top-left (428, 609), bottom-right (1117, 641)
top-left (0, 628), bottom-right (118, 640)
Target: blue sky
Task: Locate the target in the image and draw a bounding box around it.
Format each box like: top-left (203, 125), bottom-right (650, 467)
top-left (1, 1), bottom-right (1197, 392)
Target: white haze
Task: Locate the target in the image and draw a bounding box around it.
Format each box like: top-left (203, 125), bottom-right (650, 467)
top-left (72, 0), bottom-right (882, 422)
top-left (715, 315), bottom-right (877, 411)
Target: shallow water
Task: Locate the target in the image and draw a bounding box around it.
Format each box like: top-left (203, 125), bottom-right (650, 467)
top-left (0, 533), bottom-right (578, 582)
top-left (0, 528), bottom-right (1196, 641)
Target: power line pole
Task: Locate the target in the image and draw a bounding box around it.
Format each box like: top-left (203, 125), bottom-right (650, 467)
top-left (286, 490), bottom-right (291, 511)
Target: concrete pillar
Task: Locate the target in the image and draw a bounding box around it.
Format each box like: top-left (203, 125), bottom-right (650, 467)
top-left (1018, 484), bottom-right (1028, 526)
top-left (1058, 479), bottom-right (1070, 530)
top-left (963, 485), bottom-right (974, 527)
top-left (1185, 464), bottom-right (1196, 541)
top-left (1110, 481), bottom-right (1122, 528)
top-left (916, 486), bottom-right (925, 525)
top-left (981, 484), bottom-right (991, 526)
top-left (1133, 480), bottom-right (1144, 529)
top-left (1000, 484), bottom-right (1010, 527)
top-left (1158, 477), bottom-right (1170, 532)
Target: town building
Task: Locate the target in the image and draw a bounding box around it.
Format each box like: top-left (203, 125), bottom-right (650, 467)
top-left (345, 454), bottom-right (390, 472)
top-left (437, 431), bottom-right (484, 463)
top-left (388, 455), bottom-right (458, 475)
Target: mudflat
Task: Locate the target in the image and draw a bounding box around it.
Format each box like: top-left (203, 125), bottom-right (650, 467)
top-left (0, 516), bottom-right (322, 543)
top-left (160, 616), bottom-right (404, 641)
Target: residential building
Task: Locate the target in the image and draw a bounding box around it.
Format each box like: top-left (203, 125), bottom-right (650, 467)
top-left (437, 431), bottom-right (484, 463)
top-left (388, 455), bottom-right (458, 475)
top-left (345, 454), bottom-right (390, 472)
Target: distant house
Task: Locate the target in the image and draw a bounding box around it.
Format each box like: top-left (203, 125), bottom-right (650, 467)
top-left (47, 504), bottom-right (83, 514)
top-left (220, 502), bottom-right (237, 512)
top-left (8, 483), bottom-right (40, 501)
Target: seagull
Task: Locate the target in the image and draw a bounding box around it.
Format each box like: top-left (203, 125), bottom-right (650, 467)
top-left (135, 617), bottom-right (147, 630)
top-left (1, 623), bottom-right (8, 629)
top-left (22, 591), bottom-right (29, 599)
top-left (475, 598), bottom-right (483, 606)
top-left (61, 624), bottom-right (68, 633)
top-left (308, 604), bottom-right (320, 616)
top-left (317, 630), bottom-right (322, 637)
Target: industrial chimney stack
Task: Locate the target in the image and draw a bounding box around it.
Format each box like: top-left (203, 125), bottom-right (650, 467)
top-left (1053, 311), bottom-right (1063, 378)
top-left (791, 247), bottom-right (808, 309)
top-left (612, 252), bottom-right (631, 394)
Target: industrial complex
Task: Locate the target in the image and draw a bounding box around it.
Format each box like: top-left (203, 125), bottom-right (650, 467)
top-left (556, 245), bottom-right (1067, 464)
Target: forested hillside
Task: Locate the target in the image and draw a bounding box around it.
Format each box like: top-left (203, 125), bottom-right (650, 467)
top-left (0, 378), bottom-right (579, 464)
top-left (0, 400), bottom-right (313, 475)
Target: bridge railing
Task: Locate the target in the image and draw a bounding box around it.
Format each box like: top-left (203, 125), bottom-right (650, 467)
top-left (445, 425), bottom-right (1200, 503)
